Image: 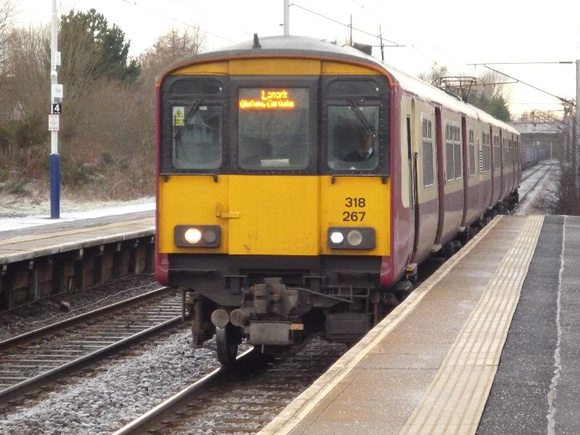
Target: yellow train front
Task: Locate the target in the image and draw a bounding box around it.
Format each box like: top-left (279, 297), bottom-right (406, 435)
top-left (155, 36), bottom-right (409, 365)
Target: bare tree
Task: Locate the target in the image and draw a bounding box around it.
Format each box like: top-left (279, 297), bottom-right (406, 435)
top-left (1, 20), bottom-right (209, 200)
top-left (473, 70), bottom-right (509, 102)
top-left (418, 63), bottom-right (449, 85)
top-left (0, 25), bottom-right (49, 174)
top-left (125, 26), bottom-right (207, 181)
top-left (138, 27), bottom-right (206, 81)
top-left (3, 26), bottom-right (49, 112)
top-left (0, 0), bottom-right (19, 76)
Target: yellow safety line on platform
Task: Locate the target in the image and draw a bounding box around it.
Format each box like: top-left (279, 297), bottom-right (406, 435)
top-left (401, 214), bottom-right (544, 434)
top-left (260, 216), bottom-right (508, 435)
top-left (0, 218), bottom-right (154, 247)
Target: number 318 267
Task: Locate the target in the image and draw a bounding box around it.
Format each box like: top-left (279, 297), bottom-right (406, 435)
top-left (343, 197), bottom-right (366, 222)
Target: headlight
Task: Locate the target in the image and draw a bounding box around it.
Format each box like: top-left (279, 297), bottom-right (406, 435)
top-left (328, 227), bottom-right (375, 250)
top-left (184, 228), bottom-right (202, 244)
top-left (174, 225), bottom-right (221, 247)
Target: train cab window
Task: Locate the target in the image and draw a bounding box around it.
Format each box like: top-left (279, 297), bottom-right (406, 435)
top-left (327, 105), bottom-right (379, 170)
top-left (327, 80), bottom-right (380, 96)
top-left (238, 87), bottom-right (310, 170)
top-left (324, 79), bottom-right (383, 171)
top-left (172, 104), bottom-right (222, 169)
top-left (170, 78), bottom-right (223, 96)
top-left (161, 77), bottom-right (225, 172)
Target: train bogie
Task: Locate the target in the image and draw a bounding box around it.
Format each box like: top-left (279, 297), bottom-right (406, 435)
top-left (155, 35), bottom-right (521, 365)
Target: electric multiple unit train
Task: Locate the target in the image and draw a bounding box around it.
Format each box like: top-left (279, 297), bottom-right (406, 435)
top-left (154, 35), bottom-right (521, 365)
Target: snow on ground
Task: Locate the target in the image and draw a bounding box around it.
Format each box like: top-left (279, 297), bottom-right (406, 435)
top-left (0, 196), bottom-right (155, 233)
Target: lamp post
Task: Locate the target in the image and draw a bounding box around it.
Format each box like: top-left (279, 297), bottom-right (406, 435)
top-left (283, 0), bottom-right (289, 36)
top-left (49, 0), bottom-right (61, 219)
top-left (576, 59), bottom-right (580, 191)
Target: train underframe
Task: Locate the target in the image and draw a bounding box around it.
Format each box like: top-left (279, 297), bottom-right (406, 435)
top-left (170, 254), bottom-right (411, 365)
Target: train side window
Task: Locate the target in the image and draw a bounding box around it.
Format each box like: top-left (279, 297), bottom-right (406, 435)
top-left (469, 129), bottom-right (476, 176)
top-left (493, 135), bottom-right (501, 169)
top-left (482, 132), bottom-right (491, 172)
top-left (445, 123), bottom-right (461, 181)
top-left (422, 117), bottom-right (434, 186)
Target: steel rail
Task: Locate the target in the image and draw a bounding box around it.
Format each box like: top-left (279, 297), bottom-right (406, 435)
top-left (0, 316), bottom-right (181, 401)
top-left (0, 286), bottom-right (181, 401)
top-left (0, 286), bottom-right (172, 349)
top-left (112, 348), bottom-right (256, 435)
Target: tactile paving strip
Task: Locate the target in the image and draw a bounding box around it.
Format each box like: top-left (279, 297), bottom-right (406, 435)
top-left (401, 214), bottom-right (544, 434)
top-left (262, 215), bottom-right (545, 435)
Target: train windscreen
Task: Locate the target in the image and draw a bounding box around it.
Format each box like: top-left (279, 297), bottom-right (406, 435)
top-left (165, 77), bottom-right (225, 171)
top-left (172, 102), bottom-right (223, 170)
top-left (327, 104), bottom-right (380, 170)
top-left (238, 87), bottom-right (310, 170)
top-left (323, 78), bottom-right (386, 173)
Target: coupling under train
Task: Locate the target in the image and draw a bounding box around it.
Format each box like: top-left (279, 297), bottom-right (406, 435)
top-left (154, 35), bottom-right (521, 365)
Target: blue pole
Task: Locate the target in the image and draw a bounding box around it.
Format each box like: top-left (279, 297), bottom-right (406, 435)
top-left (50, 152), bottom-right (60, 219)
top-left (50, 0), bottom-right (60, 219)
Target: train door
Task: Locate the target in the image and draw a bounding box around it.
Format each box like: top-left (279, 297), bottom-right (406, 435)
top-left (499, 130), bottom-right (505, 200)
top-left (461, 117), bottom-right (469, 227)
top-left (228, 82), bottom-right (320, 256)
top-left (407, 111), bottom-right (419, 255)
top-left (433, 107), bottom-right (445, 250)
top-left (491, 129), bottom-right (502, 206)
top-left (489, 126), bottom-right (495, 208)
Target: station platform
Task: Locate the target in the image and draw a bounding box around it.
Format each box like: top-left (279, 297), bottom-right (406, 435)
top-left (0, 202), bottom-right (154, 265)
top-left (262, 214), bottom-right (580, 434)
top-left (0, 201), bottom-right (155, 310)
top-left (0, 200), bottom-right (154, 239)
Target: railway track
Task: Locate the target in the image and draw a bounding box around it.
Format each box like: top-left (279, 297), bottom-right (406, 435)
top-left (513, 161), bottom-right (557, 214)
top-left (114, 339), bottom-right (348, 434)
top-left (0, 286), bottom-right (182, 402)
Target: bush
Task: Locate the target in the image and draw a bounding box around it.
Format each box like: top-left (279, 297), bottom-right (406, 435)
top-left (0, 174), bottom-right (31, 196)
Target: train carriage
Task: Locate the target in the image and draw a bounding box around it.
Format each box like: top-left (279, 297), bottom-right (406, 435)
top-left (155, 35), bottom-right (520, 365)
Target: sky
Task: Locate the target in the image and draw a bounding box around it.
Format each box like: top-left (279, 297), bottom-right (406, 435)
top-left (15, 0), bottom-right (580, 118)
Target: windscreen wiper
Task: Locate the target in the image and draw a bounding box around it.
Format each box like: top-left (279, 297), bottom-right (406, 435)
top-left (348, 99), bottom-right (376, 138)
top-left (174, 99), bottom-right (203, 140)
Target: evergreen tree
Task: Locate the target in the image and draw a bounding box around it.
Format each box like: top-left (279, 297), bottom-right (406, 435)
top-left (60, 9), bottom-right (140, 85)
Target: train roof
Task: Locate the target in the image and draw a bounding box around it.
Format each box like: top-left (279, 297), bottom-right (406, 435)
top-left (163, 35), bottom-right (518, 135)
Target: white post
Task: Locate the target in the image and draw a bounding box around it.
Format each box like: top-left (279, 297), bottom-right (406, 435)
top-left (283, 0), bottom-right (289, 36)
top-left (49, 0), bottom-right (61, 218)
top-left (576, 60), bottom-right (580, 191)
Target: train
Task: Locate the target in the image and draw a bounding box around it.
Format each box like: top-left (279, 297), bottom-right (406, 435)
top-left (154, 35), bottom-right (521, 365)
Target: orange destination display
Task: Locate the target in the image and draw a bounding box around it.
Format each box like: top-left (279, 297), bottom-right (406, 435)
top-left (239, 89), bottom-right (297, 110)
